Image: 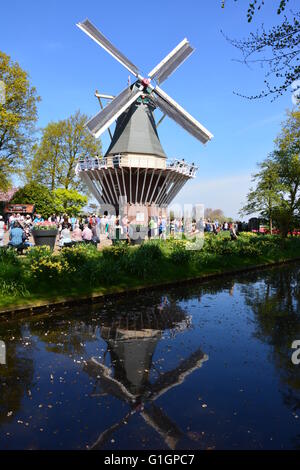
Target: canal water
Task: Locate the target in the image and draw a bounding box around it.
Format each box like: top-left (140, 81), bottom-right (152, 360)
top-left (0, 262), bottom-right (300, 450)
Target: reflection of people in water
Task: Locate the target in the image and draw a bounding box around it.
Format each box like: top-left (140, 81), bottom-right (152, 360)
top-left (156, 296), bottom-right (168, 313)
top-left (84, 296), bottom-right (208, 450)
top-left (0, 340), bottom-right (6, 365)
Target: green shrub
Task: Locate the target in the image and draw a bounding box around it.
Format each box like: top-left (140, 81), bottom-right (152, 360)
top-left (137, 242), bottom-right (163, 260)
top-left (26, 246), bottom-right (52, 263)
top-left (170, 248), bottom-right (192, 265)
top-left (127, 242), bottom-right (164, 279)
top-left (29, 256), bottom-right (74, 282)
top-left (89, 257), bottom-right (122, 286)
top-left (0, 247), bottom-right (20, 265)
top-left (0, 279), bottom-right (29, 297)
top-left (102, 243), bottom-right (129, 260)
top-left (194, 251), bottom-right (219, 267)
top-left (169, 241), bottom-right (192, 265)
top-left (0, 263), bottom-right (23, 284)
top-left (60, 244), bottom-right (100, 269)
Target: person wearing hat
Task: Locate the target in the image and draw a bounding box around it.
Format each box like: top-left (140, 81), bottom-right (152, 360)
top-left (0, 215), bottom-right (5, 247)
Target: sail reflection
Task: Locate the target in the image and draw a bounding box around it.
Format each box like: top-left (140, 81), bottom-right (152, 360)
top-left (85, 297), bottom-right (208, 450)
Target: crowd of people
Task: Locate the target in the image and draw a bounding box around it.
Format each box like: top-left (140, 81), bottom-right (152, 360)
top-left (0, 211), bottom-right (243, 252)
top-left (0, 213), bottom-right (103, 250)
top-left (204, 219), bottom-right (241, 240)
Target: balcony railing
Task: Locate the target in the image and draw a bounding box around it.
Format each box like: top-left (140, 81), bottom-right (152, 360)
top-left (76, 154), bottom-right (198, 178)
top-left (166, 159), bottom-right (198, 177)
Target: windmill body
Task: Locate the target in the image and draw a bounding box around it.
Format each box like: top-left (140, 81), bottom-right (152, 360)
top-left (76, 19), bottom-right (213, 219)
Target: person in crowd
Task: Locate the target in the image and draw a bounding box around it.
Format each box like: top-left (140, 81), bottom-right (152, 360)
top-left (229, 223), bottom-right (238, 241)
top-left (148, 217), bottom-right (155, 239)
top-left (121, 216), bottom-right (130, 243)
top-left (8, 221), bottom-right (27, 252)
top-left (33, 214), bottom-right (44, 224)
top-left (0, 215), bottom-right (5, 247)
top-left (113, 217), bottom-right (123, 243)
top-left (175, 218), bottom-right (180, 234)
top-left (24, 214), bottom-right (32, 227)
top-left (23, 215), bottom-right (33, 242)
top-left (19, 214), bottom-right (25, 224)
top-left (159, 216), bottom-right (167, 240)
top-left (100, 214), bottom-right (107, 235)
top-left (72, 223), bottom-right (83, 243)
top-left (48, 214), bottom-right (57, 223)
top-left (9, 213), bottom-right (16, 228)
top-left (82, 223), bottom-right (93, 243)
top-left (91, 223), bottom-right (100, 245)
top-left (59, 226), bottom-right (72, 247)
top-left (61, 214), bottom-right (71, 230)
top-left (78, 217), bottom-right (85, 231)
top-left (70, 215), bottom-right (77, 231)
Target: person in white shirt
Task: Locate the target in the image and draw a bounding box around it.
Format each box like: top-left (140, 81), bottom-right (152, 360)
top-left (59, 227), bottom-right (72, 247)
top-left (9, 213), bottom-right (16, 228)
top-left (0, 216), bottom-right (5, 247)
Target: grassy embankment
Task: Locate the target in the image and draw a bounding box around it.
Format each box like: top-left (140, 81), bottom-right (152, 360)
top-left (1, 232), bottom-right (300, 311)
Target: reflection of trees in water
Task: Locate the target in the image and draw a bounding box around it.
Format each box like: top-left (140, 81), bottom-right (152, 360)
top-left (240, 264), bottom-right (300, 419)
top-left (0, 324), bottom-right (34, 427)
top-left (29, 317), bottom-right (98, 356)
top-left (164, 277), bottom-right (238, 304)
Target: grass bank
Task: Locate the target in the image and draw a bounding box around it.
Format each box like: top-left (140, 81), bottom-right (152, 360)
top-left (1, 232), bottom-right (300, 313)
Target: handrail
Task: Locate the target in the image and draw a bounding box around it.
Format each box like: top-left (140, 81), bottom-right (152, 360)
top-left (77, 154), bottom-right (198, 178)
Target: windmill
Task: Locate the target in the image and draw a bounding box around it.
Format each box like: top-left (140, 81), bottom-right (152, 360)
top-left (76, 19), bottom-right (213, 220)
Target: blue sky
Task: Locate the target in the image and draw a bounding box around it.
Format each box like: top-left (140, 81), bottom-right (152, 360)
top-left (1, 0), bottom-right (297, 218)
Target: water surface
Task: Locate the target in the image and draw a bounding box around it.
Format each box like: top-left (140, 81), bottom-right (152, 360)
top-left (1, 262), bottom-right (300, 450)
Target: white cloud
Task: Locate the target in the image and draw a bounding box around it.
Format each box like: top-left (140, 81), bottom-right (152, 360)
top-left (174, 173), bottom-right (253, 219)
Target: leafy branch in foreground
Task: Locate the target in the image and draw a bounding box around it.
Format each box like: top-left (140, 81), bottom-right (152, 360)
top-left (221, 0), bottom-right (300, 100)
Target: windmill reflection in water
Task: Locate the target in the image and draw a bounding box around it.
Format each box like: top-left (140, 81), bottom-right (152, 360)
top-left (84, 297), bottom-right (208, 450)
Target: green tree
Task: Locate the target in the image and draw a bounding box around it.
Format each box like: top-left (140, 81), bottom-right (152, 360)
top-left (240, 158), bottom-right (282, 232)
top-left (273, 107), bottom-right (300, 234)
top-left (25, 111), bottom-right (102, 191)
top-left (0, 51), bottom-right (40, 190)
top-left (241, 106), bottom-right (300, 236)
top-left (25, 122), bottom-right (65, 191)
top-left (204, 208), bottom-right (227, 223)
top-left (53, 188), bottom-right (87, 216)
top-left (222, 0), bottom-right (300, 99)
top-left (11, 182), bottom-right (55, 218)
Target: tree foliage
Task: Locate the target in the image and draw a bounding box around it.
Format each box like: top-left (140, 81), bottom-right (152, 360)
top-left (221, 0), bottom-right (300, 99)
top-left (240, 158), bottom-right (282, 231)
top-left (53, 188), bottom-right (87, 216)
top-left (25, 111), bottom-right (102, 191)
top-left (241, 106), bottom-right (300, 235)
top-left (0, 51), bottom-right (40, 190)
top-left (222, 1), bottom-right (290, 22)
top-left (272, 107), bottom-right (300, 233)
top-left (204, 208), bottom-right (228, 223)
top-left (11, 182), bottom-right (55, 218)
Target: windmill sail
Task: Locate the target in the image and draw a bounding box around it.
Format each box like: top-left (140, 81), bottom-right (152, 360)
top-left (86, 85), bottom-right (143, 138)
top-left (77, 19), bottom-right (140, 77)
top-left (148, 38), bottom-right (194, 85)
top-left (152, 86), bottom-right (213, 144)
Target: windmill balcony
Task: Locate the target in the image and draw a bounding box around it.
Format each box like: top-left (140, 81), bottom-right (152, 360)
top-left (77, 155), bottom-right (198, 178)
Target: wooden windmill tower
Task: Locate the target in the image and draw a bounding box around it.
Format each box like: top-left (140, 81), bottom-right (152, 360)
top-left (76, 19), bottom-right (213, 221)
